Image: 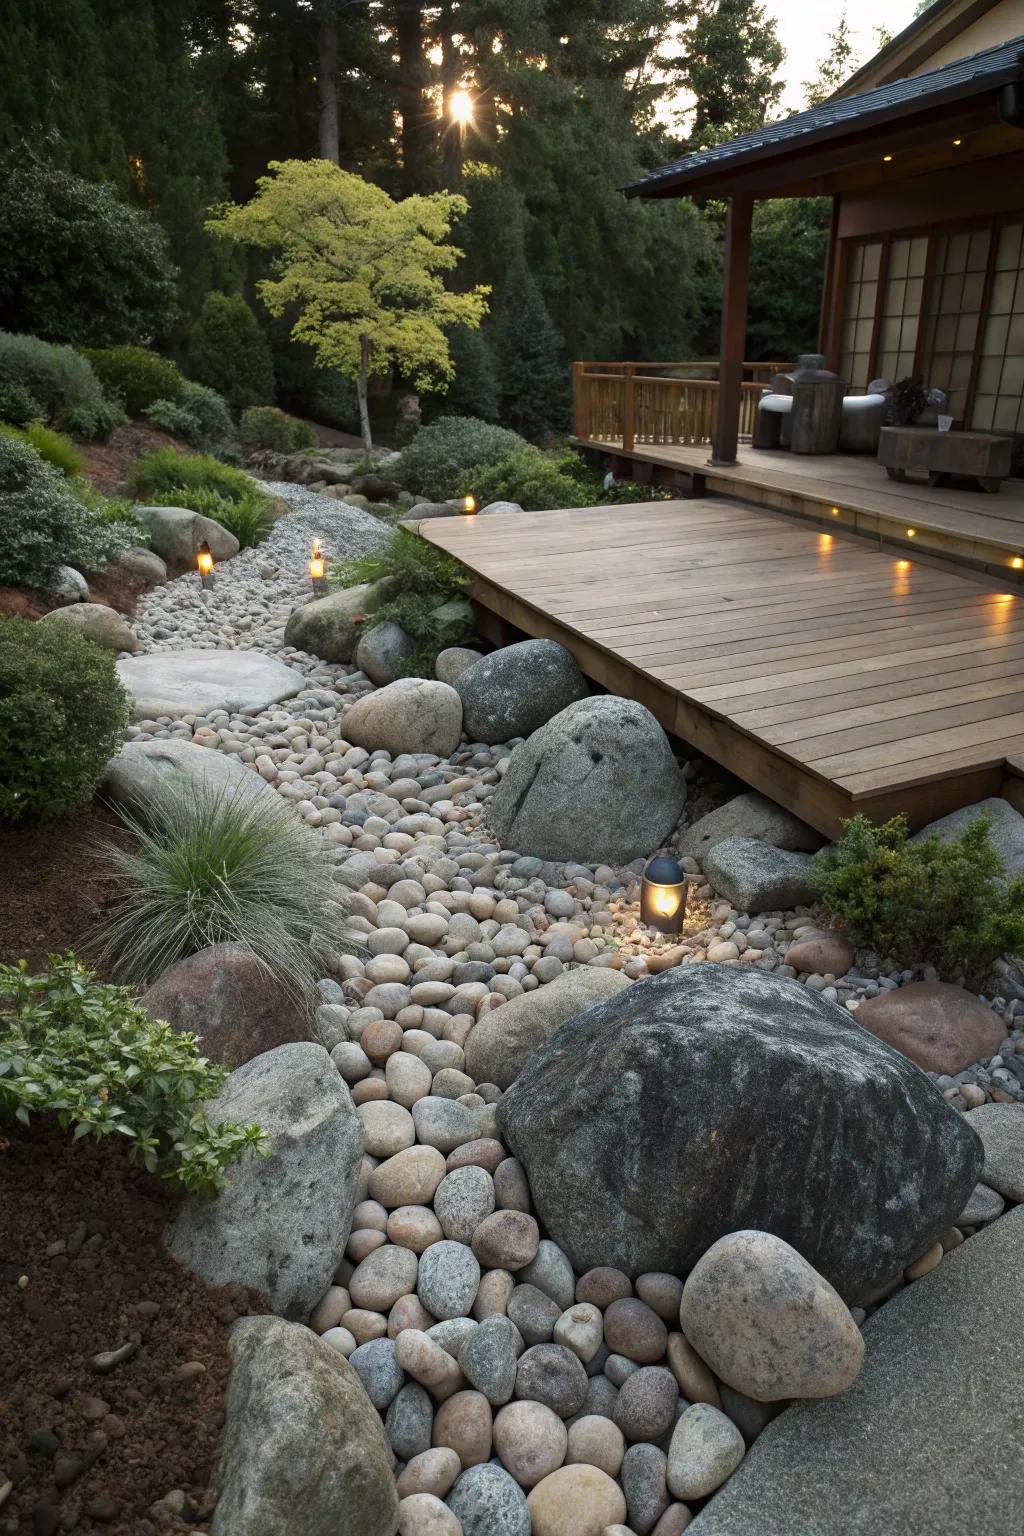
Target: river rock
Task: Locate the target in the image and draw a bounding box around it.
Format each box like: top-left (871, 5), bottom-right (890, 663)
top-left (515, 1344), bottom-right (588, 1419)
top-left (454, 639), bottom-right (589, 745)
top-left (667, 1404), bottom-right (745, 1501)
top-left (283, 581), bottom-right (387, 663)
top-left (343, 678), bottom-right (463, 758)
top-left (165, 1043), bottom-right (362, 1319)
top-left (418, 1240), bottom-right (481, 1319)
top-left (855, 982), bottom-right (1004, 1076)
top-left (498, 965), bottom-right (982, 1301)
top-left (435, 647), bottom-right (482, 686)
top-left (679, 793), bottom-right (823, 859)
top-left (527, 1464), bottom-right (627, 1536)
top-left (493, 1400), bottom-right (568, 1489)
top-left (679, 1231), bottom-right (865, 1401)
top-left (465, 967), bottom-right (631, 1090)
top-left (447, 1463), bottom-right (531, 1536)
top-left (489, 697), bottom-right (686, 865)
top-left (783, 932), bottom-right (855, 977)
top-left (209, 1315), bottom-right (396, 1536)
top-left (701, 838), bottom-right (813, 912)
top-left (459, 1314), bottom-right (519, 1405)
top-left (356, 620), bottom-right (414, 685)
top-left (140, 943), bottom-right (310, 1067)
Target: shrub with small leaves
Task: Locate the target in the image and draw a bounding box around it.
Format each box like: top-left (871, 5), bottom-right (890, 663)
top-left (395, 414), bottom-right (524, 501)
top-left (177, 382), bottom-right (235, 450)
top-left (0, 381), bottom-right (44, 428)
top-left (0, 615), bottom-right (128, 825)
top-left (144, 398), bottom-right (202, 438)
top-left (81, 345), bottom-right (187, 417)
top-left (239, 404), bottom-right (318, 454)
top-left (0, 330), bottom-right (125, 440)
top-left (459, 444), bottom-right (591, 512)
top-left (0, 436), bottom-right (90, 588)
top-left (0, 956), bottom-right (266, 1194)
top-left (808, 811), bottom-right (1024, 975)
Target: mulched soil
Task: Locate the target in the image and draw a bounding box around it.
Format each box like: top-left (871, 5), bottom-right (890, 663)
top-left (76, 424), bottom-right (181, 496)
top-left (0, 1122), bottom-right (261, 1536)
top-left (0, 807), bottom-right (136, 975)
top-left (0, 570), bottom-right (148, 625)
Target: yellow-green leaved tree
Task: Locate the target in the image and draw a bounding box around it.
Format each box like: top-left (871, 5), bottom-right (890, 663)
top-left (207, 159), bottom-right (489, 450)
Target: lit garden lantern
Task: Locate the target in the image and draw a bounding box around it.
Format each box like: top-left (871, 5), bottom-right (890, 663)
top-left (196, 541), bottom-right (215, 588)
top-left (461, 494), bottom-right (476, 514)
top-left (309, 539), bottom-right (328, 595)
top-left (641, 855), bottom-right (688, 935)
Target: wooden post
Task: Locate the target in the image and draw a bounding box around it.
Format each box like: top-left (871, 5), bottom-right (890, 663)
top-left (572, 362), bottom-right (585, 439)
top-left (711, 193), bottom-right (753, 467)
top-left (622, 364), bottom-right (636, 453)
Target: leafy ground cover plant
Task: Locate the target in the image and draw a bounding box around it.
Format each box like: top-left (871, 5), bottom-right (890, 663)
top-left (808, 811), bottom-right (1024, 975)
top-left (0, 330), bottom-right (124, 440)
top-left (395, 414), bottom-right (523, 500)
top-left (239, 404), bottom-right (318, 454)
top-left (0, 615), bottom-right (128, 824)
top-left (0, 956), bottom-right (265, 1193)
top-left (88, 782), bottom-right (360, 1001)
top-left (0, 420), bottom-right (83, 476)
top-left (332, 524), bottom-right (475, 673)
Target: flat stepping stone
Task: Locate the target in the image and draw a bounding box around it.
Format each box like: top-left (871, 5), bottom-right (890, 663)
top-left (687, 1205), bottom-right (1024, 1535)
top-left (117, 650), bottom-right (302, 719)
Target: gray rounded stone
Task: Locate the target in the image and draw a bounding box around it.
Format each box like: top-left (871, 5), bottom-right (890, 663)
top-left (514, 1344), bottom-right (588, 1419)
top-left (355, 620), bottom-right (414, 686)
top-left (348, 1337), bottom-right (405, 1412)
top-left (343, 678), bottom-right (463, 759)
top-left (447, 1463), bottom-right (531, 1536)
top-left (519, 1241), bottom-right (577, 1313)
top-left (666, 1403), bottom-right (745, 1500)
top-left (459, 1314), bottom-right (521, 1406)
top-left (435, 1165), bottom-right (497, 1244)
top-left (417, 1240), bottom-right (481, 1320)
top-left (454, 639), bottom-right (589, 745)
top-left (413, 1096), bottom-right (481, 1154)
top-left (436, 647), bottom-right (483, 686)
top-left (386, 1381), bottom-right (434, 1460)
top-left (38, 601), bottom-right (138, 653)
top-left (613, 1367), bottom-right (680, 1444)
top-left (621, 1443), bottom-right (671, 1536)
top-left (508, 1284), bottom-right (563, 1346)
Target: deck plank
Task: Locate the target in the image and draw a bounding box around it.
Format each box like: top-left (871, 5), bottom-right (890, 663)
top-left (416, 500), bottom-right (1024, 837)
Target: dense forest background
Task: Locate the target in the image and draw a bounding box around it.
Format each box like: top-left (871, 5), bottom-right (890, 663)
top-left (0, 1), bottom-right (864, 433)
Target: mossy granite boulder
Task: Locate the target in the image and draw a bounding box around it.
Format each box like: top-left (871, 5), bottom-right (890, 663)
top-left (489, 696), bottom-right (685, 865)
top-left (498, 965), bottom-right (982, 1302)
top-left (210, 1315), bottom-right (397, 1536)
top-left (455, 639), bottom-right (590, 745)
top-left (283, 580), bottom-right (388, 663)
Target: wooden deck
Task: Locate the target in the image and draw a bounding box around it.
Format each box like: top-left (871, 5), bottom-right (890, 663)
top-left (573, 437), bottom-right (1024, 581)
top-left (418, 499), bottom-right (1024, 838)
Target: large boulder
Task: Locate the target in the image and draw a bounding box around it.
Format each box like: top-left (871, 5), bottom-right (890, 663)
top-left (685, 1206), bottom-right (1024, 1536)
top-left (455, 640), bottom-right (589, 745)
top-left (101, 739), bottom-right (285, 823)
top-left (284, 582), bottom-right (389, 664)
top-left (136, 504), bottom-right (240, 566)
top-left (436, 646), bottom-right (483, 686)
top-left (497, 965), bottom-right (982, 1302)
top-left (38, 601), bottom-right (138, 653)
top-left (679, 793), bottom-right (823, 859)
top-left (355, 620), bottom-right (413, 685)
top-left (855, 982), bottom-right (1004, 1076)
top-left (343, 677), bottom-right (463, 758)
top-left (141, 943), bottom-right (311, 1068)
top-left (117, 649), bottom-right (302, 719)
top-left (165, 1042), bottom-right (363, 1319)
top-left (115, 545), bottom-right (167, 584)
top-left (210, 1315), bottom-right (397, 1536)
top-left (912, 796), bottom-right (1024, 882)
top-left (465, 967), bottom-right (632, 1090)
top-left (489, 698), bottom-right (685, 866)
top-left (702, 838), bottom-right (814, 912)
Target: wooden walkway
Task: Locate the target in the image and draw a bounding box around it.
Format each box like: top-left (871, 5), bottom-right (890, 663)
top-left (418, 499), bottom-right (1024, 838)
top-left (573, 437), bottom-right (1024, 580)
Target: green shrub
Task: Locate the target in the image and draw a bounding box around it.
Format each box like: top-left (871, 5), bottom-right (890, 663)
top-left (0, 331), bottom-right (125, 440)
top-left (68, 476), bottom-right (146, 540)
top-left (178, 382), bottom-right (235, 449)
top-left (0, 436), bottom-right (91, 588)
top-left (239, 404), bottom-right (318, 454)
top-left (81, 346), bottom-right (187, 417)
top-left (395, 415), bottom-right (524, 501)
top-left (0, 615), bottom-right (128, 824)
top-left (189, 293), bottom-right (275, 411)
top-left (144, 398), bottom-right (202, 438)
top-left (333, 526), bottom-right (475, 674)
top-left (125, 446), bottom-right (261, 504)
top-left (0, 162), bottom-right (178, 347)
top-left (88, 782), bottom-right (360, 1003)
top-left (0, 420), bottom-right (83, 476)
top-left (459, 444), bottom-right (592, 511)
top-left (149, 485), bottom-right (273, 549)
top-left (0, 956), bottom-right (265, 1193)
top-left (808, 812), bottom-right (1024, 976)
top-left (0, 382), bottom-right (44, 428)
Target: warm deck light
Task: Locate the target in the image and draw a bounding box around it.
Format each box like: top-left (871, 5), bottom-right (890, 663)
top-left (449, 89), bottom-right (474, 125)
top-left (883, 154), bottom-right (893, 163)
top-left (461, 495), bottom-right (477, 513)
top-left (831, 506), bottom-right (839, 516)
top-left (952, 138), bottom-right (962, 146)
top-left (641, 856), bottom-right (688, 936)
top-left (309, 540), bottom-right (328, 594)
top-left (906, 527), bottom-right (917, 538)
top-left (196, 541), bottom-right (214, 587)
top-left (1013, 557), bottom-right (1023, 570)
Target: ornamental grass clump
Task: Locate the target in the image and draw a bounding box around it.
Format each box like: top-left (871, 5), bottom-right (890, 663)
top-left (808, 811), bottom-right (1024, 976)
top-left (88, 782), bottom-right (360, 1003)
top-left (0, 956), bottom-right (266, 1194)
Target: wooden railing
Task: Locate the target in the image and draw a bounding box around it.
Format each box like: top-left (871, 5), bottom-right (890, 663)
top-left (572, 361), bottom-right (789, 452)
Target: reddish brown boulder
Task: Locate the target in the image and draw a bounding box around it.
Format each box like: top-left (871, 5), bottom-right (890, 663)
top-left (141, 943), bottom-right (310, 1067)
top-left (785, 933), bottom-right (855, 977)
top-left (855, 982), bottom-right (1002, 1076)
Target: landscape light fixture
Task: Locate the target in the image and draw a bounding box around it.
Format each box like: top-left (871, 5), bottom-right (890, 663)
top-left (461, 494), bottom-right (477, 514)
top-left (196, 541), bottom-right (215, 588)
top-left (309, 539), bottom-right (328, 595)
top-left (906, 527), bottom-right (917, 539)
top-left (641, 856), bottom-right (688, 936)
top-left (1013, 557), bottom-right (1024, 570)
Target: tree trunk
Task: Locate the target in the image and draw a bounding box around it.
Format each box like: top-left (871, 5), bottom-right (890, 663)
top-left (395, 0), bottom-right (431, 193)
top-left (318, 0), bottom-right (340, 164)
top-left (438, 1), bottom-right (462, 189)
top-left (358, 339), bottom-right (373, 452)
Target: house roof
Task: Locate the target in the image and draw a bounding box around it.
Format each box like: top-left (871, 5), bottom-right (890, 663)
top-left (626, 34), bottom-right (1024, 200)
top-left (840, 0), bottom-right (1004, 97)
